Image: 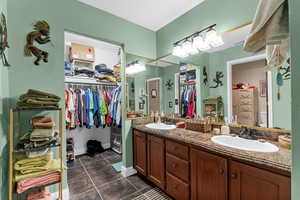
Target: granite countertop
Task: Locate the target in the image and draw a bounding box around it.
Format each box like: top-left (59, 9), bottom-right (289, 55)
top-left (133, 124), bottom-right (291, 174)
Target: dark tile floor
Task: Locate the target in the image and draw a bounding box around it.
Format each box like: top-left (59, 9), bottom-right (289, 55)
top-left (67, 150), bottom-right (155, 200)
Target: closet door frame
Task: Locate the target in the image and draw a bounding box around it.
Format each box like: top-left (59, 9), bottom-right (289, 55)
top-left (226, 53), bottom-right (273, 127)
top-left (146, 77), bottom-right (162, 114)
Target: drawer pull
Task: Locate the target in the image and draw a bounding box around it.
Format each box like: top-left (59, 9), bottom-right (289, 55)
top-left (172, 163), bottom-right (177, 168)
top-left (231, 173), bottom-right (238, 179)
top-left (219, 169), bottom-right (224, 175)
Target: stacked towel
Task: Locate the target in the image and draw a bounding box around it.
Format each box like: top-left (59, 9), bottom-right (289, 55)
top-left (17, 116), bottom-right (59, 157)
top-left (17, 172), bottom-right (61, 194)
top-left (17, 89), bottom-right (61, 109)
top-left (31, 117), bottom-right (55, 129)
top-left (14, 154), bottom-right (62, 182)
top-left (27, 187), bottom-right (51, 200)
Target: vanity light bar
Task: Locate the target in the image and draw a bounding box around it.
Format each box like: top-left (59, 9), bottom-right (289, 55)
top-left (172, 24), bottom-right (224, 58)
top-left (126, 60), bottom-right (146, 75)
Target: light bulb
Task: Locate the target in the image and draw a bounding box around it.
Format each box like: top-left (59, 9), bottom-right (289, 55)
top-left (172, 44), bottom-right (188, 58)
top-left (206, 29), bottom-right (224, 47)
top-left (126, 63), bottom-right (146, 75)
top-left (182, 40), bottom-right (198, 56)
top-left (193, 35), bottom-right (210, 51)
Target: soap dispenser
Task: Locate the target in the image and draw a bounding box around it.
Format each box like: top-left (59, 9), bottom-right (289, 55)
top-left (221, 117), bottom-right (230, 135)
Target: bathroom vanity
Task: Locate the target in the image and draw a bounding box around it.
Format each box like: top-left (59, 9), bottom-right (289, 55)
top-left (132, 124), bottom-right (291, 200)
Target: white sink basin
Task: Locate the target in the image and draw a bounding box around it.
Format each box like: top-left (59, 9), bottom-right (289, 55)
top-left (211, 135), bottom-right (279, 153)
top-left (145, 123), bottom-right (176, 130)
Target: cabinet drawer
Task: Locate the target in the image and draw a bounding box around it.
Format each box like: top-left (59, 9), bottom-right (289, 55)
top-left (166, 172), bottom-right (189, 200)
top-left (166, 154), bottom-right (189, 182)
top-left (166, 140), bottom-right (189, 161)
top-left (240, 99), bottom-right (253, 105)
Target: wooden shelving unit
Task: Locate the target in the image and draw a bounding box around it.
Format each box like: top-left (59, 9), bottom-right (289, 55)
top-left (8, 108), bottom-right (64, 200)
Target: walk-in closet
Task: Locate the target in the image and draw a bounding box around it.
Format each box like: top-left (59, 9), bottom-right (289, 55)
top-left (64, 32), bottom-right (125, 199)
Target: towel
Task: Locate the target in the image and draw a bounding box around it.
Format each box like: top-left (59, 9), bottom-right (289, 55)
top-left (15, 154), bottom-right (51, 173)
top-left (15, 159), bottom-right (62, 181)
top-left (17, 89), bottom-right (60, 109)
top-left (244, 0), bottom-right (289, 52)
top-left (17, 172), bottom-right (61, 194)
top-left (31, 116), bottom-right (55, 129)
top-left (27, 187), bottom-right (51, 200)
top-left (30, 129), bottom-right (54, 142)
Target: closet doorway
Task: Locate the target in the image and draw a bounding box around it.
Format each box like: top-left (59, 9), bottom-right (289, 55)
top-left (147, 78), bottom-right (161, 114)
top-left (227, 54), bottom-right (273, 128)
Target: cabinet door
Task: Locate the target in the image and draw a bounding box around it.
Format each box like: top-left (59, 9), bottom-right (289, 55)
top-left (147, 135), bottom-right (165, 189)
top-left (133, 130), bottom-right (147, 176)
top-left (229, 161), bottom-right (291, 200)
top-left (191, 148), bottom-right (227, 200)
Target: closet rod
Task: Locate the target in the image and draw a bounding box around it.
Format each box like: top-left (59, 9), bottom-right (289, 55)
top-left (64, 81), bottom-right (119, 87)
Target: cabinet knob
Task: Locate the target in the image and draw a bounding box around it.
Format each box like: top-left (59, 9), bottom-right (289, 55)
top-left (172, 163), bottom-right (177, 168)
top-left (219, 169), bottom-right (224, 175)
top-left (173, 184), bottom-right (178, 189)
top-left (172, 146), bottom-right (178, 151)
top-left (231, 173), bottom-right (238, 179)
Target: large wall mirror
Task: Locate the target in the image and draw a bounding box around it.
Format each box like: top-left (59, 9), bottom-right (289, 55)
top-left (157, 24), bottom-right (291, 131)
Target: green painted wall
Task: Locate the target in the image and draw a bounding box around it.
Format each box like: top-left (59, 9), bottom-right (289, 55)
top-left (290, 0), bottom-right (300, 198)
top-left (156, 0), bottom-right (259, 57)
top-left (1, 0), bottom-right (156, 197)
top-left (0, 0), bottom-right (10, 199)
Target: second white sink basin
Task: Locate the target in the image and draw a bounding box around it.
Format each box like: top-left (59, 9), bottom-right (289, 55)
top-left (211, 135), bottom-right (279, 153)
top-left (145, 123), bottom-right (176, 130)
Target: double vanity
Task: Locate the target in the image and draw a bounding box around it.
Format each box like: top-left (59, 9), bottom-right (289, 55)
top-left (132, 120), bottom-right (291, 200)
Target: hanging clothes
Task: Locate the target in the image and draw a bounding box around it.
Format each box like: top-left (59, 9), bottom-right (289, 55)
top-left (65, 84), bottom-right (121, 129)
top-left (180, 86), bottom-right (196, 118)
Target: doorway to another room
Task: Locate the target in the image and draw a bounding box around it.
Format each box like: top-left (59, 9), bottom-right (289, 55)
top-left (227, 55), bottom-right (273, 128)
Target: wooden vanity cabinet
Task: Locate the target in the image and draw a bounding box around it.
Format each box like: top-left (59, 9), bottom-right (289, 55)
top-left (229, 160), bottom-right (291, 200)
top-left (147, 135), bottom-right (165, 189)
top-left (133, 130), bottom-right (147, 176)
top-left (133, 129), bottom-right (291, 200)
top-left (190, 148), bottom-right (228, 200)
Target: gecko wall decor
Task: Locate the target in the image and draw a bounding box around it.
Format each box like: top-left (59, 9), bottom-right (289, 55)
top-left (210, 71), bottom-right (224, 88)
top-left (0, 12), bottom-right (10, 66)
top-left (203, 66), bottom-right (208, 85)
top-left (24, 20), bottom-right (51, 65)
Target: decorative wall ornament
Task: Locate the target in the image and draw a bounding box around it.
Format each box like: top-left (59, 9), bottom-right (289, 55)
top-left (24, 20), bottom-right (51, 65)
top-left (210, 71), bottom-right (224, 88)
top-left (279, 57), bottom-right (291, 80)
top-left (0, 13), bottom-right (10, 66)
top-left (203, 66), bottom-right (208, 85)
top-left (165, 79), bottom-right (174, 90)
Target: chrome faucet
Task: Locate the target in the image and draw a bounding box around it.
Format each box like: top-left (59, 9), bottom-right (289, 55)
top-left (239, 126), bottom-right (257, 140)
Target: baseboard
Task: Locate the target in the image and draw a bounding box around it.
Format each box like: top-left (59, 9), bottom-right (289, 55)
top-left (121, 166), bottom-right (137, 177)
top-left (102, 142), bottom-right (111, 150)
top-left (51, 187), bottom-right (69, 200)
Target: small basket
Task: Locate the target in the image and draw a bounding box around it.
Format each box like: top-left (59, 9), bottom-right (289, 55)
top-left (185, 119), bottom-right (212, 133)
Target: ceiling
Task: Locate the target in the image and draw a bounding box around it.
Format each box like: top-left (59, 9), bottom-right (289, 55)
top-left (78, 0), bottom-right (205, 31)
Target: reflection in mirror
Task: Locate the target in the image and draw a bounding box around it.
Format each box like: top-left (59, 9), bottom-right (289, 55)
top-left (158, 23), bottom-right (291, 131)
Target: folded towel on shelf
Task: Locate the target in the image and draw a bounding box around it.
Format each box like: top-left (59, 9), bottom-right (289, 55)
top-left (20, 89), bottom-right (60, 100)
top-left (26, 148), bottom-right (50, 158)
top-left (15, 154), bottom-right (51, 173)
top-left (17, 172), bottom-right (61, 194)
top-left (15, 159), bottom-right (62, 181)
top-left (31, 117), bottom-right (55, 129)
top-left (30, 129), bottom-right (55, 142)
top-left (17, 89), bottom-right (61, 109)
top-left (27, 187), bottom-right (51, 200)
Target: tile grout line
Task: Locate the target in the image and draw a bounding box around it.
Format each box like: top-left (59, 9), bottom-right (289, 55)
top-left (79, 158), bottom-right (104, 200)
top-left (121, 186), bottom-right (152, 200)
top-left (125, 178), bottom-right (139, 190)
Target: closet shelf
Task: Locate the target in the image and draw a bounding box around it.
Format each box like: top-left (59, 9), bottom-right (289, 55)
top-left (13, 108), bottom-right (62, 112)
top-left (14, 143), bottom-right (61, 154)
top-left (16, 180), bottom-right (61, 195)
